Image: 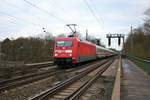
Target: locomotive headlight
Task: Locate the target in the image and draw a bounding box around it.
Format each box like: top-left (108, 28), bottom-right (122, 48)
top-left (65, 50), bottom-right (72, 53)
top-left (55, 53), bottom-right (58, 56)
top-left (69, 54), bottom-right (72, 56)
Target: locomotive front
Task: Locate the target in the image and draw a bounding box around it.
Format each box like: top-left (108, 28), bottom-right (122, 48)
top-left (54, 37), bottom-right (74, 65)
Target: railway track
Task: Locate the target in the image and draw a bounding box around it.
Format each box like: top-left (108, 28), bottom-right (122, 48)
top-left (29, 59), bottom-right (114, 100)
top-left (0, 59), bottom-right (108, 92)
top-left (0, 66), bottom-right (58, 92)
top-left (0, 61), bottom-right (54, 81)
top-left (25, 61), bottom-right (54, 69)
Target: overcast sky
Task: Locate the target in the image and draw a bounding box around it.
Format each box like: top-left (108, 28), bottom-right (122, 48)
top-left (0, 0), bottom-right (150, 50)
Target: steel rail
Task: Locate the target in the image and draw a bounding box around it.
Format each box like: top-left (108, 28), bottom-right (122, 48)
top-left (0, 66), bottom-right (57, 86)
top-left (65, 60), bottom-right (113, 100)
top-left (29, 59), bottom-right (110, 100)
top-left (0, 59), bottom-right (105, 92)
top-left (0, 67), bottom-right (58, 92)
top-left (25, 62), bottom-right (54, 68)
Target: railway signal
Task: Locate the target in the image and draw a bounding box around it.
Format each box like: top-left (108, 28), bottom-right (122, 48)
top-left (106, 34), bottom-right (125, 46)
top-left (0, 41), bottom-right (1, 62)
top-left (108, 37), bottom-right (111, 46)
top-left (118, 37), bottom-right (121, 45)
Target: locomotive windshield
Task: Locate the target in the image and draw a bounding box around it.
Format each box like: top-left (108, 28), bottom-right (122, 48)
top-left (56, 41), bottom-right (72, 47)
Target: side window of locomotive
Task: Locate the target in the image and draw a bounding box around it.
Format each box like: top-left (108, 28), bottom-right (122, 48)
top-left (64, 41), bottom-right (72, 47)
top-left (56, 41), bottom-right (72, 47)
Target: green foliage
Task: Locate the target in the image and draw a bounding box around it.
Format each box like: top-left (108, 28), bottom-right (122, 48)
top-left (124, 8), bottom-right (150, 60)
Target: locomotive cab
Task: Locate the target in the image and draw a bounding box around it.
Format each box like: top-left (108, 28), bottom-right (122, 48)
top-left (54, 37), bottom-right (77, 65)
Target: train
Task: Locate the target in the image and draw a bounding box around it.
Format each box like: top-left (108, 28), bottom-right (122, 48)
top-left (53, 36), bottom-right (116, 67)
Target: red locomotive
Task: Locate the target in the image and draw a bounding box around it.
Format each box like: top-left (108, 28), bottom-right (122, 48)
top-left (53, 24), bottom-right (116, 67)
top-left (54, 37), bottom-right (96, 65)
top-left (54, 36), bottom-right (115, 66)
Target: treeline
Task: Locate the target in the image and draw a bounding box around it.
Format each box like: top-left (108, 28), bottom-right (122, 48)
top-left (0, 31), bottom-right (105, 63)
top-left (124, 8), bottom-right (150, 60)
top-left (1, 34), bottom-right (54, 63)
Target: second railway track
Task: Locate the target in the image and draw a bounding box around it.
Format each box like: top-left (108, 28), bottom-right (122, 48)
top-left (0, 59), bottom-right (108, 92)
top-left (0, 65), bottom-right (58, 92)
top-left (30, 58), bottom-right (114, 100)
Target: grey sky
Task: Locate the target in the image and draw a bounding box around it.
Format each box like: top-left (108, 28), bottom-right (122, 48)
top-left (0, 0), bottom-right (150, 50)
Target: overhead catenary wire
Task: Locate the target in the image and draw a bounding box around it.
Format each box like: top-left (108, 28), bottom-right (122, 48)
top-left (3, 0), bottom-right (43, 22)
top-left (0, 1), bottom-right (44, 38)
top-left (49, 0), bottom-right (85, 32)
top-left (0, 11), bottom-right (43, 39)
top-left (48, 0), bottom-right (66, 14)
top-left (88, 0), bottom-right (104, 25)
top-left (83, 0), bottom-right (103, 28)
top-left (0, 0), bottom-right (69, 40)
top-left (48, 0), bottom-right (74, 20)
top-left (23, 0), bottom-right (67, 23)
top-left (0, 11), bottom-right (43, 27)
top-left (0, 17), bottom-right (18, 25)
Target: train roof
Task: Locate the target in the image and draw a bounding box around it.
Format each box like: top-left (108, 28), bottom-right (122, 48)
top-left (96, 45), bottom-right (116, 53)
top-left (55, 37), bottom-right (116, 53)
top-left (55, 37), bottom-right (95, 46)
